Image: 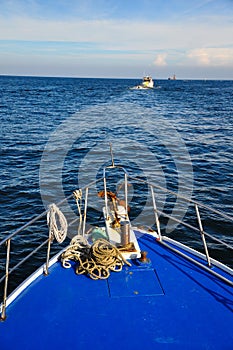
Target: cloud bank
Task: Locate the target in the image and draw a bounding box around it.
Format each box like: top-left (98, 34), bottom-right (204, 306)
top-left (0, 0), bottom-right (232, 78)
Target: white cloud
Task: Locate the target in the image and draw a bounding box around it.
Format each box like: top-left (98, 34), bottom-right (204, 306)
top-left (0, 12), bottom-right (233, 78)
top-left (187, 48), bottom-right (233, 66)
top-left (0, 16), bottom-right (232, 51)
top-left (153, 54), bottom-right (167, 66)
top-left (188, 48), bottom-right (210, 65)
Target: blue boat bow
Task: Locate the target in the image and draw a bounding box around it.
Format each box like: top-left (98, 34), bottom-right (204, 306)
top-left (1, 156), bottom-right (233, 349)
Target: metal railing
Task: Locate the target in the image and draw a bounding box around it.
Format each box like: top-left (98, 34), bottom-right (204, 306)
top-left (0, 192), bottom-right (74, 321)
top-left (0, 212), bottom-right (49, 320)
top-left (145, 179), bottom-right (233, 286)
top-left (103, 166), bottom-right (233, 284)
top-left (1, 167), bottom-right (233, 320)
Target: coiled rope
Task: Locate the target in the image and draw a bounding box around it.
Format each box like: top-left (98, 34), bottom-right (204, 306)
top-left (47, 203), bottom-right (67, 243)
top-left (61, 236), bottom-right (131, 280)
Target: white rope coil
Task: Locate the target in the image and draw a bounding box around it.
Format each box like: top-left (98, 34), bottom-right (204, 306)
top-left (47, 203), bottom-right (68, 243)
top-left (61, 235), bottom-right (89, 268)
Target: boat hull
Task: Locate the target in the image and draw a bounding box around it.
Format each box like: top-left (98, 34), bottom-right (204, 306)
top-left (1, 232), bottom-right (232, 350)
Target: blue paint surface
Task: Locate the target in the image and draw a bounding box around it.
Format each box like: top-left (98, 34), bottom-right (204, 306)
top-left (1, 233), bottom-right (233, 350)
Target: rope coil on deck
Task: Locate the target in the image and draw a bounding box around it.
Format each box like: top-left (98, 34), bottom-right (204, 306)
top-left (47, 204), bottom-right (67, 243)
top-left (61, 236), bottom-right (131, 280)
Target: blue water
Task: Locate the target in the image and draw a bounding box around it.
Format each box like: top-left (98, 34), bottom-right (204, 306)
top-left (0, 76), bottom-right (233, 292)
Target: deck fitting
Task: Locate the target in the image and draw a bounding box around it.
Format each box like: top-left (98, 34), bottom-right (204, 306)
top-left (139, 251), bottom-right (150, 263)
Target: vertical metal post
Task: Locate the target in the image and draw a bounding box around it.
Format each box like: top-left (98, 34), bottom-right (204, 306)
top-left (151, 186), bottom-right (162, 241)
top-left (124, 173), bottom-right (128, 219)
top-left (103, 176), bottom-right (109, 220)
top-left (195, 204), bottom-right (211, 267)
top-left (1, 239), bottom-right (11, 321)
top-left (44, 231), bottom-right (52, 276)
top-left (82, 187), bottom-right (89, 236)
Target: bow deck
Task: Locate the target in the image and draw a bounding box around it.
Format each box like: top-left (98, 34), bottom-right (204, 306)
top-left (1, 231), bottom-right (232, 350)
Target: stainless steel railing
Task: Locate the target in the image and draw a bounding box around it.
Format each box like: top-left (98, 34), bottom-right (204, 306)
top-left (104, 166), bottom-right (233, 278)
top-left (128, 173), bottom-right (233, 286)
top-left (0, 192), bottom-right (74, 321)
top-left (0, 212), bottom-right (49, 320)
top-left (1, 168), bottom-right (233, 320)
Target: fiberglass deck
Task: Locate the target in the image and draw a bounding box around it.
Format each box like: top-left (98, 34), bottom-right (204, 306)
top-left (1, 232), bottom-right (233, 350)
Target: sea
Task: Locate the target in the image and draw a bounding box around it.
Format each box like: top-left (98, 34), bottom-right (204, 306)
top-left (0, 76), bottom-right (233, 294)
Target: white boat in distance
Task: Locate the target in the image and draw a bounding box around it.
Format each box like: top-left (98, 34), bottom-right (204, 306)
top-left (131, 76), bottom-right (154, 90)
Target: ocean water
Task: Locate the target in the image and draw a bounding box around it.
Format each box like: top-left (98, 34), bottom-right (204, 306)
top-left (0, 76), bottom-right (233, 293)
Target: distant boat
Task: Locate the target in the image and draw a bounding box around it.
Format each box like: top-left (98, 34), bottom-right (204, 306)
top-left (168, 74), bottom-right (176, 80)
top-left (131, 76), bottom-right (154, 89)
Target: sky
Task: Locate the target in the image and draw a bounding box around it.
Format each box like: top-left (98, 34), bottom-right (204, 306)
top-left (0, 0), bottom-right (233, 79)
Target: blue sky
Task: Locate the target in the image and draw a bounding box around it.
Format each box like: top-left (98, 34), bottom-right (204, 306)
top-left (0, 0), bottom-right (232, 79)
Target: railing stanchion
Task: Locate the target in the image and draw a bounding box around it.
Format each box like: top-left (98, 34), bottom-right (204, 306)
top-left (1, 239), bottom-right (11, 321)
top-left (103, 176), bottom-right (109, 220)
top-left (151, 186), bottom-right (162, 241)
top-left (195, 204), bottom-right (211, 267)
top-left (82, 187), bottom-right (89, 236)
top-left (124, 173), bottom-right (128, 219)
